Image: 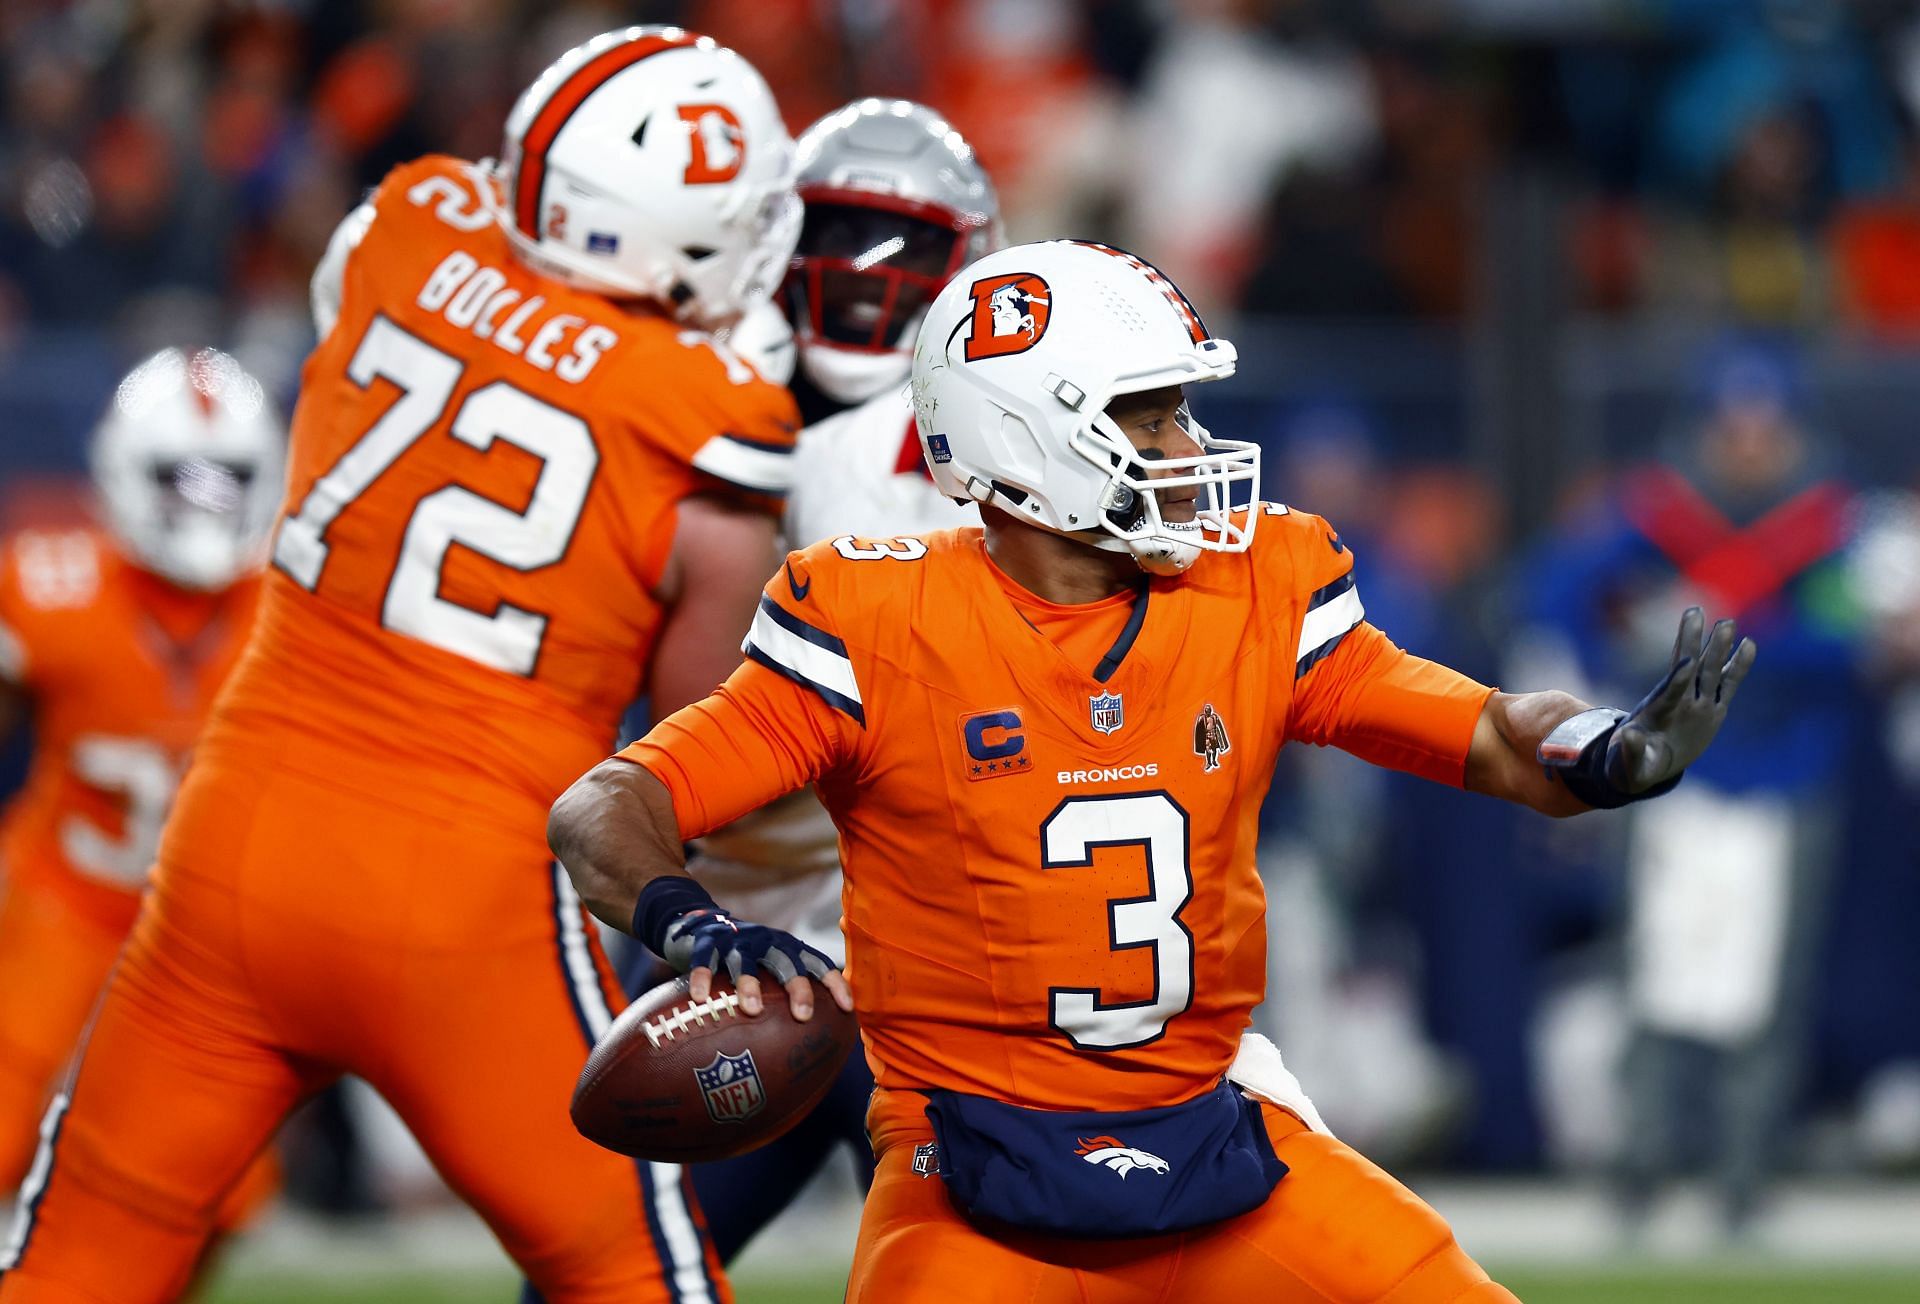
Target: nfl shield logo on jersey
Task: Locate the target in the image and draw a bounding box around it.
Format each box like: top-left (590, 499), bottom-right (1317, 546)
top-left (1089, 691), bottom-right (1125, 736)
top-left (694, 1049), bottom-right (766, 1124)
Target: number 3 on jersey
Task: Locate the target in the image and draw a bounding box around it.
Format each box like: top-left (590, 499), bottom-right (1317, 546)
top-left (1043, 792), bottom-right (1195, 1050)
top-left (273, 316), bottom-right (598, 675)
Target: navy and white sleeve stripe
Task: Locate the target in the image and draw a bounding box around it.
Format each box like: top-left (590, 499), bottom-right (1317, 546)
top-left (1295, 570), bottom-right (1365, 678)
top-left (691, 432), bottom-right (793, 496)
top-left (742, 596), bottom-right (865, 726)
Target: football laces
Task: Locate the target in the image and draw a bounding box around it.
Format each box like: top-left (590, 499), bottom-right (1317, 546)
top-left (641, 991), bottom-right (744, 1047)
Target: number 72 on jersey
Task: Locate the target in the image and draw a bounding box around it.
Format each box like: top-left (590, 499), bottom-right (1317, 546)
top-left (273, 316), bottom-right (598, 676)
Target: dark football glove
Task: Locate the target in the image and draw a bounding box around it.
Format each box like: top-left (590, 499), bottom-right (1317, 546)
top-left (1607, 606), bottom-right (1758, 795)
top-left (660, 910), bottom-right (837, 988)
top-left (1538, 607), bottom-right (1757, 808)
top-left (633, 875), bottom-right (836, 987)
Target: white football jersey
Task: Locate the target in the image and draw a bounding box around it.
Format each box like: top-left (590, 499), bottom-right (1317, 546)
top-left (688, 386), bottom-right (976, 959)
top-left (782, 386), bottom-right (979, 548)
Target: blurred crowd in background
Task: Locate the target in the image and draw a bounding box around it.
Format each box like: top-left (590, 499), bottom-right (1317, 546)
top-left (4, 0), bottom-right (1920, 1244)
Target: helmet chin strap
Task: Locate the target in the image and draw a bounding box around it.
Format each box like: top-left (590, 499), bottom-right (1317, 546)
top-left (1127, 529), bottom-right (1202, 575)
top-left (1084, 477), bottom-right (1203, 575)
top-left (1093, 448), bottom-right (1203, 575)
top-left (1065, 522), bottom-right (1200, 575)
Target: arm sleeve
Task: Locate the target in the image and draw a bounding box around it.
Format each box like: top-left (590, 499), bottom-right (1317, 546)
top-left (310, 201), bottom-right (375, 340)
top-left (628, 336), bottom-right (802, 512)
top-left (617, 656), bottom-right (851, 840)
top-left (1273, 512), bottom-right (1489, 785)
top-left (1288, 621), bottom-right (1494, 787)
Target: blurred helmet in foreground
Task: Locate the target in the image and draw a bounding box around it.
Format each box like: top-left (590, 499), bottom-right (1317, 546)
top-left (91, 348), bottom-right (285, 590)
top-left (911, 241), bottom-right (1257, 576)
top-left (497, 27), bottom-right (801, 331)
top-left (784, 99), bottom-right (1000, 405)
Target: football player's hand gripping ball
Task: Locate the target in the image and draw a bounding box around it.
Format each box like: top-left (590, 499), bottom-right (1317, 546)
top-left (1609, 606), bottom-right (1758, 794)
top-left (633, 876), bottom-right (851, 1020)
top-left (665, 908), bottom-right (836, 987)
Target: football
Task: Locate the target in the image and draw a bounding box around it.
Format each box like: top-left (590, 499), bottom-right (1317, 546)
top-left (571, 973), bottom-right (859, 1163)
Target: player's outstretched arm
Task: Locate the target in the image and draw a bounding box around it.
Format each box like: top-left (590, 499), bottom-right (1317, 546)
top-left (1464, 690), bottom-right (1599, 816)
top-left (1467, 607), bottom-right (1757, 816)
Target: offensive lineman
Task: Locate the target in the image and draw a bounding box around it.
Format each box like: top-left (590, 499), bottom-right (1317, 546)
top-left (2, 29), bottom-right (797, 1303)
top-left (552, 240), bottom-right (1757, 1301)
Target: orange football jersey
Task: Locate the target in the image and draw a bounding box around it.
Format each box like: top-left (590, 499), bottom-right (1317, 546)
top-left (203, 155), bottom-right (800, 833)
top-left (624, 509), bottom-right (1493, 1111)
top-left (0, 528), bottom-right (257, 923)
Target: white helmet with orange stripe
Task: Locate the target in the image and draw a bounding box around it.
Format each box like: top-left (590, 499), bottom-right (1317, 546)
top-left (910, 240), bottom-right (1259, 575)
top-left (496, 27), bottom-right (801, 330)
top-left (91, 348), bottom-right (286, 590)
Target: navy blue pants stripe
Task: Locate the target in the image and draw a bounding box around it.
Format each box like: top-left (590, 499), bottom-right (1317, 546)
top-left (0, 1091), bottom-right (72, 1273)
top-left (542, 869), bottom-right (720, 1304)
top-left (550, 862), bottom-right (603, 1048)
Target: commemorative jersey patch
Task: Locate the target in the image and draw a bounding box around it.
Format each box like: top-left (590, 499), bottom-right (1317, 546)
top-left (694, 1049), bottom-right (766, 1124)
top-left (962, 708), bottom-right (1032, 780)
top-left (1193, 703), bottom-right (1231, 772)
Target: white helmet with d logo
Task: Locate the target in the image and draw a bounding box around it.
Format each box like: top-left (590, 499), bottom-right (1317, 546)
top-left (496, 27), bottom-right (800, 330)
top-left (910, 241), bottom-right (1258, 574)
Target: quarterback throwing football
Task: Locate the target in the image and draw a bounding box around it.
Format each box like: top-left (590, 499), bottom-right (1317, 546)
top-left (552, 239), bottom-right (1755, 1302)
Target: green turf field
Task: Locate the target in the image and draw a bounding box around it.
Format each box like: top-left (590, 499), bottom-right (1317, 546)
top-left (1496, 1268), bottom-right (1920, 1303)
top-left (202, 1264), bottom-right (1920, 1303)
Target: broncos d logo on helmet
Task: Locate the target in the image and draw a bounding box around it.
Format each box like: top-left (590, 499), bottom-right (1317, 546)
top-left (679, 103), bottom-right (746, 184)
top-left (962, 272), bottom-right (1051, 361)
top-left (1073, 1134), bottom-right (1171, 1179)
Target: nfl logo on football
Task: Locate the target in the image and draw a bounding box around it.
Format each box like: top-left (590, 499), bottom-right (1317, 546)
top-left (694, 1049), bottom-right (766, 1124)
top-left (1089, 691), bottom-right (1125, 736)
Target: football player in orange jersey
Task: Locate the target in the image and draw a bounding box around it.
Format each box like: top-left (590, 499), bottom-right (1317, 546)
top-left (550, 238), bottom-right (1758, 1303)
top-left (645, 98), bottom-right (999, 1266)
top-left (1, 28), bottom-right (801, 1304)
top-left (0, 349), bottom-right (280, 1208)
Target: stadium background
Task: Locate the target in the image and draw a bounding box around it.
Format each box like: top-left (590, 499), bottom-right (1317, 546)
top-left (3, 0), bottom-right (1919, 1299)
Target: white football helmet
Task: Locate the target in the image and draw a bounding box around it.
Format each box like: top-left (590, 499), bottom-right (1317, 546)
top-left (91, 348), bottom-right (286, 590)
top-left (495, 27), bottom-right (800, 330)
top-left (785, 99), bottom-right (999, 404)
top-left (911, 241), bottom-right (1259, 575)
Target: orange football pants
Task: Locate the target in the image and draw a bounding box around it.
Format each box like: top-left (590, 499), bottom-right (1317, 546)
top-left (0, 870), bottom-right (276, 1232)
top-left (852, 1090), bottom-right (1520, 1304)
top-left (0, 756), bottom-right (727, 1304)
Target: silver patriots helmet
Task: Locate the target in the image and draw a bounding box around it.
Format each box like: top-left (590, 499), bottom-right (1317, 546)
top-left (783, 99), bottom-right (1000, 405)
